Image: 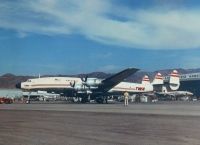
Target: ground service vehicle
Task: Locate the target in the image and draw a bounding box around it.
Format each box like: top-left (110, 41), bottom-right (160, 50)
top-left (0, 97), bottom-right (13, 104)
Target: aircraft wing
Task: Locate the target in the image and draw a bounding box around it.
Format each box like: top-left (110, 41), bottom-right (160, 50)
top-left (94, 68), bottom-right (139, 93)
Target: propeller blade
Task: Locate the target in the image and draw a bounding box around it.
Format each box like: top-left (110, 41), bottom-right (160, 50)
top-left (70, 81), bottom-right (75, 87)
top-left (85, 76), bottom-right (88, 82)
top-left (81, 75), bottom-right (88, 82)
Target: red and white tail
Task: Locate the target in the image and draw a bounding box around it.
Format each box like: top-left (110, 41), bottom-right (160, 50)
top-left (169, 70), bottom-right (180, 90)
top-left (152, 72), bottom-right (164, 85)
top-left (142, 75), bottom-right (150, 85)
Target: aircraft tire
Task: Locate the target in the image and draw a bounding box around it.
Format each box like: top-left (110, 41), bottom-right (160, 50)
top-left (96, 97), bottom-right (104, 104)
top-left (81, 97), bottom-right (88, 103)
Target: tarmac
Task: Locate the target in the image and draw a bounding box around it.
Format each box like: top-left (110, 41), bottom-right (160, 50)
top-left (0, 102), bottom-right (200, 145)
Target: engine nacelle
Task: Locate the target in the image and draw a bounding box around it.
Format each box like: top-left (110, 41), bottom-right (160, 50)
top-left (73, 83), bottom-right (88, 91)
top-left (85, 78), bottom-right (102, 87)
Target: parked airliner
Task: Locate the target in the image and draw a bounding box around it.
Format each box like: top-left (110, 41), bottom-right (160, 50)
top-left (17, 68), bottom-right (183, 103)
top-left (16, 68), bottom-right (139, 103)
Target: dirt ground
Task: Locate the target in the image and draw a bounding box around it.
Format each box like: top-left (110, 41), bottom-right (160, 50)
top-left (0, 110), bottom-right (200, 145)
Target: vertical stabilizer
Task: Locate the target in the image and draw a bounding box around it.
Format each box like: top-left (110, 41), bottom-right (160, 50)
top-left (169, 70), bottom-right (180, 90)
top-left (142, 75), bottom-right (150, 85)
top-left (152, 73), bottom-right (164, 85)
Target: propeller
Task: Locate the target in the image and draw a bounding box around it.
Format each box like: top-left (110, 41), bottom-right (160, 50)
top-left (70, 81), bottom-right (77, 97)
top-left (81, 76), bottom-right (90, 89)
top-left (81, 76), bottom-right (88, 83)
top-left (70, 76), bottom-right (90, 92)
top-left (70, 80), bottom-right (76, 88)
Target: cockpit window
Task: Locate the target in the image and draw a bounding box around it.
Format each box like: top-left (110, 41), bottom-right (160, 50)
top-left (27, 79), bottom-right (31, 82)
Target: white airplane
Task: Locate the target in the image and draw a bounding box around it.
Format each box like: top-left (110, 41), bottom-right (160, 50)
top-left (16, 68), bottom-right (139, 103)
top-left (17, 69), bottom-right (183, 103)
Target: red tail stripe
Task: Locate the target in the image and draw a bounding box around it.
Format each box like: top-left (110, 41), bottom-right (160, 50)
top-left (143, 78), bottom-right (150, 80)
top-left (155, 77), bottom-right (163, 80)
top-left (143, 80), bottom-right (150, 81)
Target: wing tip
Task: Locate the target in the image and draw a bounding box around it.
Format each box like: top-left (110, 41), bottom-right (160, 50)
top-left (127, 67), bottom-right (140, 72)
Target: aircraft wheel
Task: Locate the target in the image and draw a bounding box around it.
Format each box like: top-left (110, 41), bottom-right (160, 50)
top-left (96, 97), bottom-right (104, 104)
top-left (81, 97), bottom-right (88, 103)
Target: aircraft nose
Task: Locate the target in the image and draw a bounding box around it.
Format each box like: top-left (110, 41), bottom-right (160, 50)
top-left (16, 82), bottom-right (21, 89)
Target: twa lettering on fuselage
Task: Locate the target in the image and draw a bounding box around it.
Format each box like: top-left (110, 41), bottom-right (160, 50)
top-left (136, 87), bottom-right (145, 91)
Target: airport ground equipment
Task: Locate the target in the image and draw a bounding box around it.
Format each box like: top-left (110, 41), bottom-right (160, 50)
top-left (0, 97), bottom-right (13, 104)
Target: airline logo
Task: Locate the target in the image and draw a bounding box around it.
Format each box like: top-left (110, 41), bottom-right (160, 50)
top-left (113, 86), bottom-right (146, 91)
top-left (136, 87), bottom-right (145, 91)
